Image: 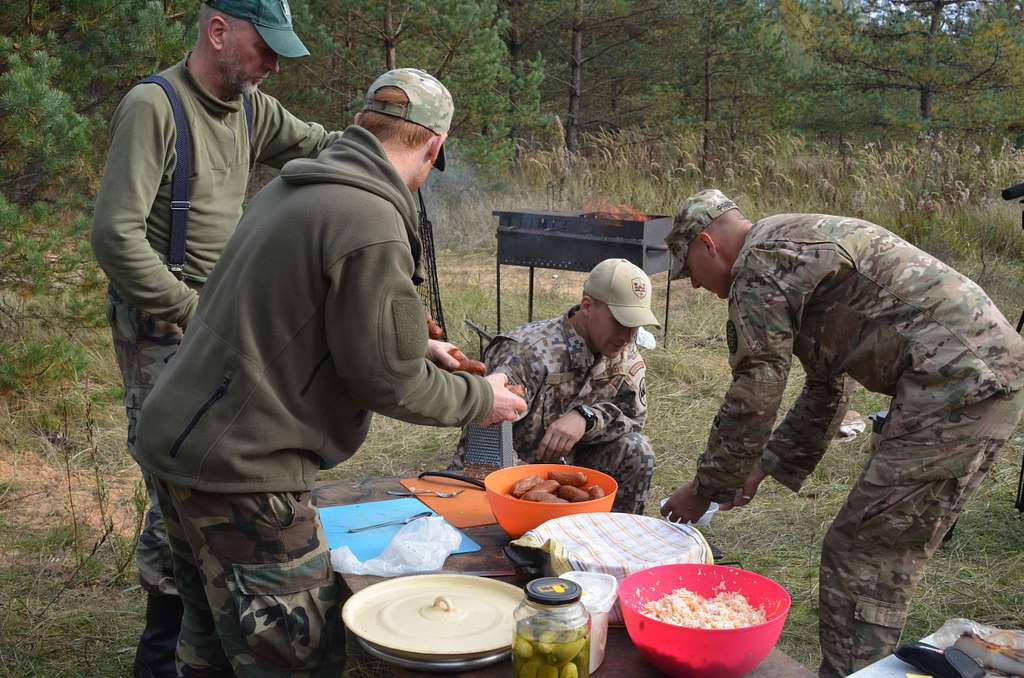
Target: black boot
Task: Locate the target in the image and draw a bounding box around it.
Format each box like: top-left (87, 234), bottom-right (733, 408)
top-left (133, 592), bottom-right (184, 678)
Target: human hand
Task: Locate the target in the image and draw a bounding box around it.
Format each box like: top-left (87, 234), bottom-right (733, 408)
top-left (659, 480), bottom-right (711, 524)
top-left (479, 372), bottom-right (527, 426)
top-left (426, 340), bottom-right (460, 369)
top-left (535, 410), bottom-right (587, 463)
top-left (719, 465), bottom-right (767, 510)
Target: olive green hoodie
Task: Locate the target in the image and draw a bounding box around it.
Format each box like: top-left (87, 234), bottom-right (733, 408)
top-left (136, 126), bottom-right (492, 492)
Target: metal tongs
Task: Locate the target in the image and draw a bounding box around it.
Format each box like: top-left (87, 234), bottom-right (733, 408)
top-left (346, 511), bottom-right (433, 533)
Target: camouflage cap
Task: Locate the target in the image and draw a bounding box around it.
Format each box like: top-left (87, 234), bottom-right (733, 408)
top-left (583, 258), bottom-right (661, 328)
top-left (666, 189), bottom-right (739, 279)
top-left (364, 68), bottom-right (453, 171)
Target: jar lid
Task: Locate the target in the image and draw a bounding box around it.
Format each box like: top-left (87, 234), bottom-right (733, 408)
top-left (525, 577), bottom-right (582, 605)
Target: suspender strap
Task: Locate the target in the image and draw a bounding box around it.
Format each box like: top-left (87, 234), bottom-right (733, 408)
top-left (141, 75), bottom-right (190, 275)
top-left (139, 77), bottom-right (255, 277)
top-left (242, 92), bottom-right (254, 140)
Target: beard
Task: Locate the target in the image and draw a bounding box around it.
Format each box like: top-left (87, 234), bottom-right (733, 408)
top-left (221, 37), bottom-right (261, 98)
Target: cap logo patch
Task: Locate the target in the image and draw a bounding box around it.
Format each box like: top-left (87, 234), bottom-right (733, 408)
top-left (715, 200), bottom-right (736, 212)
top-left (280, 0), bottom-right (292, 23)
top-left (631, 277), bottom-right (647, 298)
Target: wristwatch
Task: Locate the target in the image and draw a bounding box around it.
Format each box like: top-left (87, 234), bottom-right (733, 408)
top-left (574, 404), bottom-right (597, 432)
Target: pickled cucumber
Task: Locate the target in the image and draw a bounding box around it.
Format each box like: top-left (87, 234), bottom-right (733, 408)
top-left (538, 666), bottom-right (559, 678)
top-left (514, 637), bottom-right (534, 659)
top-left (512, 627), bottom-right (589, 678)
top-left (514, 657), bottom-right (543, 678)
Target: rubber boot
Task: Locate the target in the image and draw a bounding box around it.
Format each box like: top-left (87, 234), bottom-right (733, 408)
top-left (133, 592), bottom-right (184, 678)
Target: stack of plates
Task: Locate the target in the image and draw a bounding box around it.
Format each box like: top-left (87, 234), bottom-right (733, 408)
top-left (342, 574), bottom-right (522, 673)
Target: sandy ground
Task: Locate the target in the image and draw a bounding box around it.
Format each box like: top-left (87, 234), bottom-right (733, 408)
top-left (0, 443), bottom-right (141, 551)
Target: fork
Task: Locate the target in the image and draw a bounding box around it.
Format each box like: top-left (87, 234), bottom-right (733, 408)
top-left (386, 489), bottom-right (465, 498)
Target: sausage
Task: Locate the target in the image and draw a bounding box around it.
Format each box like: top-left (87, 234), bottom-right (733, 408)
top-left (586, 485), bottom-right (606, 500)
top-left (447, 347), bottom-right (487, 376)
top-left (533, 479), bottom-right (561, 495)
top-left (549, 470), bottom-right (588, 487)
top-left (426, 315), bottom-right (444, 340)
top-left (510, 474), bottom-right (544, 498)
top-left (521, 491), bottom-right (567, 503)
top-left (507, 384), bottom-right (526, 398)
top-left (556, 485), bottom-right (591, 502)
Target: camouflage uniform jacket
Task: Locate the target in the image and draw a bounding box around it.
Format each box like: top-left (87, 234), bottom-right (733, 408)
top-left (695, 214), bottom-right (1024, 503)
top-left (483, 309), bottom-right (647, 455)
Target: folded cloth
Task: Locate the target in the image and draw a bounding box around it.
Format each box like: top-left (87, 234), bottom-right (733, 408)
top-left (510, 512), bottom-right (713, 624)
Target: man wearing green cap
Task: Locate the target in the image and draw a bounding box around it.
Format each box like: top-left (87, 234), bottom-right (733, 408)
top-left (90, 3), bottom-right (341, 675)
top-left (659, 190), bottom-right (1024, 676)
top-left (450, 258), bottom-right (660, 514)
top-left (133, 68), bottom-right (525, 676)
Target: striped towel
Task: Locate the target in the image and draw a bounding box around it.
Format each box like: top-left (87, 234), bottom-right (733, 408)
top-left (510, 513), bottom-right (713, 625)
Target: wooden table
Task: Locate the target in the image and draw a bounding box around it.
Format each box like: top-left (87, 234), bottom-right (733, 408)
top-left (315, 477), bottom-right (815, 678)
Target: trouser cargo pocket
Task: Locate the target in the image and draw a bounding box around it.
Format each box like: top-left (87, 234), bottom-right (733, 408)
top-left (231, 549), bottom-right (341, 670)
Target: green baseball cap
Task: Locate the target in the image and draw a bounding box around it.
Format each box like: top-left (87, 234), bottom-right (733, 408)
top-left (205, 0), bottom-right (309, 58)
top-left (666, 189), bottom-right (739, 279)
top-left (363, 68), bottom-right (454, 171)
top-left (583, 258), bottom-right (661, 328)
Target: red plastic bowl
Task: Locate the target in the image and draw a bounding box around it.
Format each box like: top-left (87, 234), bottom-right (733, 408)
top-left (619, 563), bottom-right (791, 678)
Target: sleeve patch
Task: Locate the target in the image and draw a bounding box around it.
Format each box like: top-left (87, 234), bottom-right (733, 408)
top-left (391, 298), bottom-right (427, 360)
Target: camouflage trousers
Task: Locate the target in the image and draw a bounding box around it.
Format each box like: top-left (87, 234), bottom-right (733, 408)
top-left (154, 479), bottom-right (346, 677)
top-left (106, 284), bottom-right (183, 595)
top-left (818, 389), bottom-right (1024, 678)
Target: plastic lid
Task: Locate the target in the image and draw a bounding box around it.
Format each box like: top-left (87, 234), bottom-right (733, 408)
top-left (559, 571), bottom-right (618, 612)
top-left (525, 577), bottom-right (582, 605)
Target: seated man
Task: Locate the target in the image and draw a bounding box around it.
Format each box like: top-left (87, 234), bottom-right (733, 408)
top-left (451, 258), bottom-right (659, 514)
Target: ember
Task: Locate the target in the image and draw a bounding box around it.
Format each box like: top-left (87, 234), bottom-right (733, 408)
top-left (583, 197), bottom-right (649, 221)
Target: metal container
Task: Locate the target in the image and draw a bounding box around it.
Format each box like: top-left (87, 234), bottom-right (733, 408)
top-left (492, 208), bottom-right (674, 333)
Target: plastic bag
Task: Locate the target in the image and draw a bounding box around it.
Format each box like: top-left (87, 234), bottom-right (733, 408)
top-left (931, 618), bottom-right (1024, 677)
top-left (329, 516), bottom-right (461, 577)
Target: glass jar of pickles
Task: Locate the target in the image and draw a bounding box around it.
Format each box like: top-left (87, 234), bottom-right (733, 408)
top-left (512, 577), bottom-right (590, 678)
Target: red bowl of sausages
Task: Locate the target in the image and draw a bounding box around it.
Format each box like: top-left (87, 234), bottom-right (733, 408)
top-left (484, 464), bottom-right (617, 538)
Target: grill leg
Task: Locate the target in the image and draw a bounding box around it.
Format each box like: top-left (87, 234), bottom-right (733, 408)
top-left (496, 261), bottom-right (501, 332)
top-left (1017, 456), bottom-right (1024, 512)
top-left (664, 277), bottom-right (671, 340)
top-left (528, 266), bottom-right (535, 322)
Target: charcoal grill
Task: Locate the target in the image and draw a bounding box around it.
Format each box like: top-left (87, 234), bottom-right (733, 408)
top-left (492, 209), bottom-right (674, 335)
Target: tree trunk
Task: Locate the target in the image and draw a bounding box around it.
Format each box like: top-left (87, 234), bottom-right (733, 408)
top-left (566, 0), bottom-right (583, 155)
top-left (384, 1), bottom-right (397, 70)
top-left (505, 0), bottom-right (524, 159)
top-left (701, 44), bottom-right (711, 175)
top-left (919, 0), bottom-right (942, 120)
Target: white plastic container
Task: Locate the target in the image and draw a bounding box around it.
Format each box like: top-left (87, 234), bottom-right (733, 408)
top-left (559, 571), bottom-right (618, 673)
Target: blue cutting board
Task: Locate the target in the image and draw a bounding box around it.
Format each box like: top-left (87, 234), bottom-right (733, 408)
top-left (319, 497), bottom-right (480, 561)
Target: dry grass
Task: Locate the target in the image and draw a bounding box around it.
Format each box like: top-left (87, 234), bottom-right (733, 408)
top-left (3, 127), bottom-right (1024, 674)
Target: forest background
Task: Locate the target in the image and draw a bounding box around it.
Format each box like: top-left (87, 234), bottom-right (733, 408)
top-left (2, 1), bottom-right (1024, 676)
